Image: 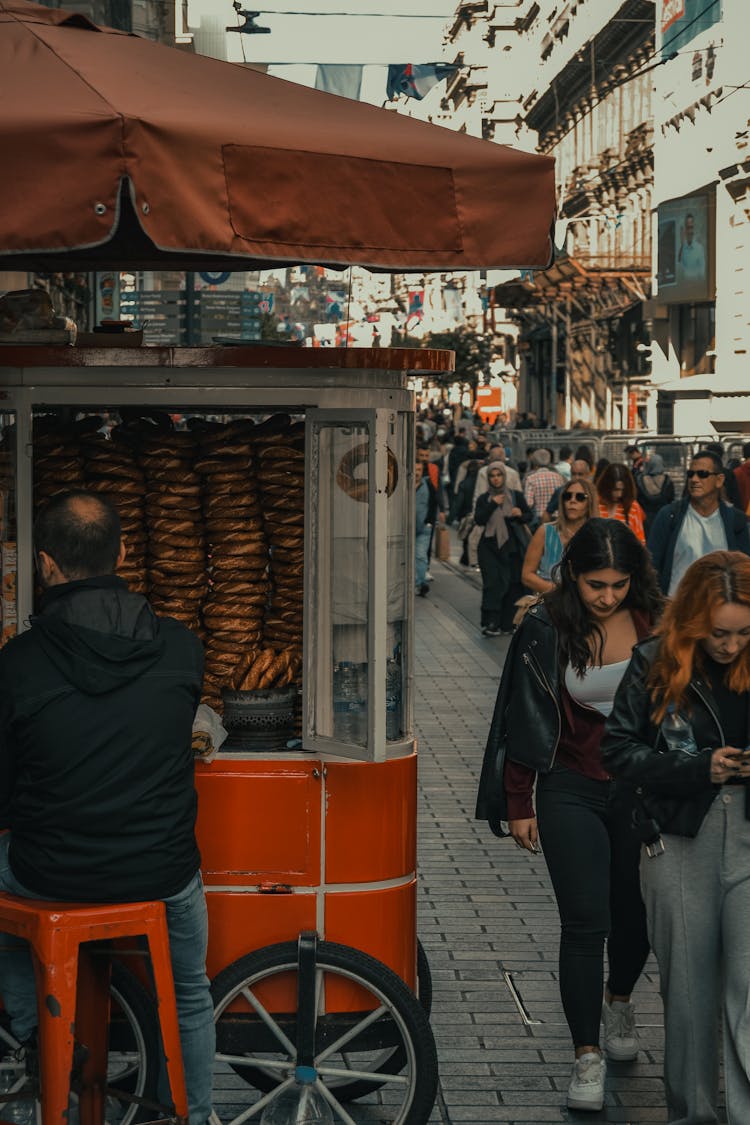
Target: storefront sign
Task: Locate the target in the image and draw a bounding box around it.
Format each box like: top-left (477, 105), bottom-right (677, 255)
top-left (660, 0), bottom-right (721, 57)
top-left (656, 189), bottom-right (715, 303)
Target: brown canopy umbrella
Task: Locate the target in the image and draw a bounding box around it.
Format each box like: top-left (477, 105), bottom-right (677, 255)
top-left (0, 0), bottom-right (555, 273)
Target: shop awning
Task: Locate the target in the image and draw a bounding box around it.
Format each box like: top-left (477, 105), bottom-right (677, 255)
top-left (493, 254), bottom-right (650, 321)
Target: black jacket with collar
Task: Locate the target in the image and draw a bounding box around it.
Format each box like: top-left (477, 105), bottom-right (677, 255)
top-left (601, 637), bottom-right (745, 837)
top-left (475, 602), bottom-right (561, 834)
top-left (0, 575), bottom-right (204, 901)
top-left (646, 496), bottom-right (750, 594)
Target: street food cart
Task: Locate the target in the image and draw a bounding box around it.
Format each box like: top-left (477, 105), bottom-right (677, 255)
top-left (0, 342), bottom-right (451, 1124)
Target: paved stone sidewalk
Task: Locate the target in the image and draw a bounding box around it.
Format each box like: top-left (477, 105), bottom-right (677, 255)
top-left (414, 555), bottom-right (670, 1125)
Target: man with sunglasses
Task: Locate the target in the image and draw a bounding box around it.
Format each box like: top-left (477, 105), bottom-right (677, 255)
top-left (647, 450), bottom-right (750, 595)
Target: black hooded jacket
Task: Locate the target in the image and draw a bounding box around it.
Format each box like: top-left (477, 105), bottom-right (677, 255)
top-left (0, 576), bottom-right (204, 901)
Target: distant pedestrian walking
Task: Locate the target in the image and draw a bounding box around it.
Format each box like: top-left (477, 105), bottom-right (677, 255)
top-left (523, 448), bottom-right (565, 523)
top-left (473, 463), bottom-right (532, 635)
top-left (603, 551), bottom-right (750, 1124)
top-left (733, 441), bottom-right (750, 513)
top-left (415, 459), bottom-right (437, 596)
top-left (521, 477), bottom-right (597, 594)
top-left (596, 463), bottom-right (646, 544)
top-left (635, 453), bottom-right (675, 536)
top-left (477, 520), bottom-right (662, 1112)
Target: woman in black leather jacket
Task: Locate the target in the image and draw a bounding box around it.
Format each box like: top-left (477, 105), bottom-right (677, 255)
top-left (476, 519), bottom-right (662, 1112)
top-left (602, 550), bottom-right (750, 1125)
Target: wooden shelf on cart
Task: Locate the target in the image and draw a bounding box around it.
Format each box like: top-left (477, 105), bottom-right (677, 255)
top-left (0, 344), bottom-right (454, 372)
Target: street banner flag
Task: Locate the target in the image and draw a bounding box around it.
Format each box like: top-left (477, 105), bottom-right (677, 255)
top-left (387, 63), bottom-right (458, 101)
top-left (315, 65), bottom-right (363, 100)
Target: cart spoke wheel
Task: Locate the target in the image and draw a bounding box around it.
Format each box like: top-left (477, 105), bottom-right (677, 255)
top-left (211, 940), bottom-right (437, 1125)
top-left (0, 964), bottom-right (158, 1125)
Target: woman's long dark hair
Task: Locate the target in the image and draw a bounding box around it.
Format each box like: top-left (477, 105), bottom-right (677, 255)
top-left (597, 462), bottom-right (637, 522)
top-left (545, 518), bottom-right (662, 674)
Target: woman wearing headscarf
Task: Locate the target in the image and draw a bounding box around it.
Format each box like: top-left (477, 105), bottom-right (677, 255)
top-left (636, 453), bottom-right (675, 536)
top-left (474, 463), bottom-right (533, 635)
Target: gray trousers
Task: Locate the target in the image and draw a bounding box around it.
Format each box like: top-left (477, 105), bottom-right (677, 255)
top-left (640, 789), bottom-right (750, 1124)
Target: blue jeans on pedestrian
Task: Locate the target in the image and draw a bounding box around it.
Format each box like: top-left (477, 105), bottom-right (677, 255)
top-left (0, 833), bottom-right (215, 1125)
top-left (416, 525), bottom-right (432, 587)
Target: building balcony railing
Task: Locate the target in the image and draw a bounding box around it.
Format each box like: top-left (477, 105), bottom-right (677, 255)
top-left (573, 250), bottom-right (651, 273)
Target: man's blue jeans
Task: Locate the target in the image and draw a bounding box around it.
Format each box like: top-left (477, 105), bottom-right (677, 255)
top-left (416, 526), bottom-right (432, 588)
top-left (0, 834), bottom-right (215, 1124)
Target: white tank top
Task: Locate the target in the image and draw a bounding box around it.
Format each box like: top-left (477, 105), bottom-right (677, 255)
top-left (564, 658), bottom-right (631, 717)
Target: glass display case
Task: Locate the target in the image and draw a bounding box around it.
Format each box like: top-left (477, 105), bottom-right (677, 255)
top-left (0, 347), bottom-right (432, 762)
top-left (304, 408), bottom-right (413, 761)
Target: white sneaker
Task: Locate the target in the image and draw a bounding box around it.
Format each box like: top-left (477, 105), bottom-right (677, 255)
top-left (602, 999), bottom-right (638, 1061)
top-left (567, 1051), bottom-right (606, 1112)
top-left (425, 570), bottom-right (434, 581)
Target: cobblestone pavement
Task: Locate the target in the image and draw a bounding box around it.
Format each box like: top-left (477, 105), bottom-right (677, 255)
top-left (415, 550), bottom-right (671, 1125)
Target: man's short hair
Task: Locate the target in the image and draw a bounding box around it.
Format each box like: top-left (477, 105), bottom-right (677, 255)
top-left (624, 444), bottom-right (639, 455)
top-left (743, 441), bottom-right (750, 460)
top-left (34, 490), bottom-right (121, 580)
top-left (692, 449), bottom-right (725, 475)
top-left (530, 448), bottom-right (551, 467)
top-left (488, 445), bottom-right (506, 462)
top-left (558, 445), bottom-right (573, 460)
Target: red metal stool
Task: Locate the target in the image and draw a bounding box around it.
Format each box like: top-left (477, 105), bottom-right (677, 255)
top-left (0, 892), bottom-right (189, 1125)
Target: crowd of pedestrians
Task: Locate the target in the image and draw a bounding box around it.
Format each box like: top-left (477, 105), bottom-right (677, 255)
top-left (416, 404), bottom-right (750, 1123)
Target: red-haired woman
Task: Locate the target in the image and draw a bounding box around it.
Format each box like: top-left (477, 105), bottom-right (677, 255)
top-left (597, 463), bottom-right (646, 544)
top-left (603, 551), bottom-right (750, 1124)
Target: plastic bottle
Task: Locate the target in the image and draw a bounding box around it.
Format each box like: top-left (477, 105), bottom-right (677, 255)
top-left (333, 662), bottom-right (367, 743)
top-left (260, 1072), bottom-right (334, 1125)
top-left (385, 656), bottom-right (402, 741)
top-left (661, 704), bottom-right (698, 755)
top-left (333, 662), bottom-right (355, 741)
top-left (0, 1067), bottom-right (34, 1125)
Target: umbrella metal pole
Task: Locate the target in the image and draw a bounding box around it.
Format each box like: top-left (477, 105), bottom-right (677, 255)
top-left (184, 271), bottom-right (197, 346)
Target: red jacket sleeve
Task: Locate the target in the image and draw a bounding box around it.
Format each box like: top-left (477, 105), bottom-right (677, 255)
top-left (503, 758), bottom-right (536, 819)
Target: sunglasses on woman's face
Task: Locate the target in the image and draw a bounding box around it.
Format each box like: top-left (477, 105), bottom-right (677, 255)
top-left (564, 491), bottom-right (587, 502)
top-left (686, 469), bottom-right (718, 479)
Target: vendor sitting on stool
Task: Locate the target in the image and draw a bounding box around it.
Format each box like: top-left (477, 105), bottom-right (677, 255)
top-left (0, 490), bottom-right (214, 1124)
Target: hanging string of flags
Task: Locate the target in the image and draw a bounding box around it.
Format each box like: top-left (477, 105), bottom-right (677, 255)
top-left (386, 63), bottom-right (460, 101)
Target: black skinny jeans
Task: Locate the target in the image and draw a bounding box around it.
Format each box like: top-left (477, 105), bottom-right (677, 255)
top-left (535, 765), bottom-right (650, 1048)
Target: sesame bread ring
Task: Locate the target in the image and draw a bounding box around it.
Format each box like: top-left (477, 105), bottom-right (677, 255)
top-left (146, 481), bottom-right (201, 497)
top-left (146, 468), bottom-right (202, 486)
top-left (87, 477), bottom-right (144, 495)
top-left (149, 533), bottom-right (206, 550)
top-left (148, 517), bottom-right (203, 533)
top-left (139, 455), bottom-right (195, 471)
top-left (260, 445), bottom-right (304, 462)
top-left (205, 517), bottom-right (264, 534)
top-left (194, 456), bottom-right (254, 474)
top-left (148, 568), bottom-right (207, 587)
top-left (146, 494), bottom-right (202, 511)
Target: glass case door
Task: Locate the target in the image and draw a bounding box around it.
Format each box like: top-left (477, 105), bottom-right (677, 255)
top-left (304, 408), bottom-right (413, 762)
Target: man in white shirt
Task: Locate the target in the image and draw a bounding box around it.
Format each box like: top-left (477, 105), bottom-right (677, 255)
top-left (677, 213), bottom-right (706, 283)
top-left (647, 451), bottom-right (750, 595)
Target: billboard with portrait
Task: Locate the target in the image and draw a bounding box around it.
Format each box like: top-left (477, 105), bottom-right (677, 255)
top-left (656, 191), bottom-right (714, 303)
top-left (660, 0), bottom-right (722, 58)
